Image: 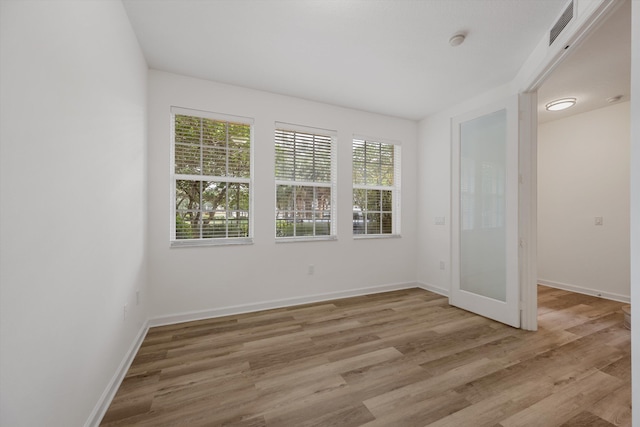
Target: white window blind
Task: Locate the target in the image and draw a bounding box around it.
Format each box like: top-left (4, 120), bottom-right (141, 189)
top-left (352, 137), bottom-right (401, 236)
top-left (171, 107), bottom-right (253, 245)
top-left (275, 124), bottom-right (336, 239)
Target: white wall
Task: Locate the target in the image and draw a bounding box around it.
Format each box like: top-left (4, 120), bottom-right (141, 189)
top-left (537, 102), bottom-right (630, 300)
top-left (148, 71), bottom-right (418, 321)
top-left (416, 112), bottom-right (451, 294)
top-left (629, 0), bottom-right (639, 420)
top-left (0, 2), bottom-right (148, 426)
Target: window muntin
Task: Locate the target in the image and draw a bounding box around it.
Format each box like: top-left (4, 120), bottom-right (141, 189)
top-left (171, 108), bottom-right (252, 245)
top-left (352, 138), bottom-right (400, 236)
top-left (275, 125), bottom-right (336, 240)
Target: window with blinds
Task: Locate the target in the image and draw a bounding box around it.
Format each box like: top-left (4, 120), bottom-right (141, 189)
top-left (352, 137), bottom-right (401, 236)
top-left (171, 107), bottom-right (253, 245)
top-left (275, 124), bottom-right (336, 239)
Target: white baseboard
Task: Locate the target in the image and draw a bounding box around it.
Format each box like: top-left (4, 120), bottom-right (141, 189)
top-left (538, 279), bottom-right (630, 303)
top-left (87, 280), bottom-right (445, 425)
top-left (417, 281), bottom-right (449, 297)
top-left (149, 281), bottom-right (418, 327)
top-left (85, 320), bottom-right (149, 427)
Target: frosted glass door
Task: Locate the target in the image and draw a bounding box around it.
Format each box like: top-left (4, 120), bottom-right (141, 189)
top-left (451, 97), bottom-right (519, 328)
top-left (460, 109), bottom-right (507, 301)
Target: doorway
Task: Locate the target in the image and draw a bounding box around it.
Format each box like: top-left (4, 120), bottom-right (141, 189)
top-left (534, 0), bottom-right (632, 319)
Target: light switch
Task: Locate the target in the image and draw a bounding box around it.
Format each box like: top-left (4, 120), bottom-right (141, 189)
top-left (595, 217), bottom-right (603, 226)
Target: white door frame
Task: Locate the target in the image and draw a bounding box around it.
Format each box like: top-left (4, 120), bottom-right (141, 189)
top-left (517, 0), bottom-right (623, 331)
top-left (518, 92), bottom-right (538, 330)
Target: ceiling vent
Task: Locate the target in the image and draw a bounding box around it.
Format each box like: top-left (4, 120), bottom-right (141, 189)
top-left (549, 1), bottom-right (574, 46)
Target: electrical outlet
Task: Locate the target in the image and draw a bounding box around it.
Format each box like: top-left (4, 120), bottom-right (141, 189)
top-left (123, 304), bottom-right (128, 321)
top-left (308, 265), bottom-right (315, 275)
top-left (595, 217), bottom-right (603, 226)
top-left (439, 261), bottom-right (446, 270)
top-left (435, 217), bottom-right (446, 225)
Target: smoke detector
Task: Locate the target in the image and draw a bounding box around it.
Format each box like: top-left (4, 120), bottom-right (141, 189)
top-left (449, 33), bottom-right (466, 47)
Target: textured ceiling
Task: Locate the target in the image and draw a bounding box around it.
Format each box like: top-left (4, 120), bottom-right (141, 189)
top-left (123, 0), bottom-right (569, 120)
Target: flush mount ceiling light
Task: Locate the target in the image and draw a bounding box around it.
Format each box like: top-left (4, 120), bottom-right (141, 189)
top-left (545, 98), bottom-right (576, 111)
top-left (449, 33), bottom-right (466, 47)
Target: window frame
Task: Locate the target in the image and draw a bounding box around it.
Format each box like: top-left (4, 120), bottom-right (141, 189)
top-left (274, 122), bottom-right (337, 242)
top-left (170, 106), bottom-right (254, 247)
top-left (352, 135), bottom-right (401, 238)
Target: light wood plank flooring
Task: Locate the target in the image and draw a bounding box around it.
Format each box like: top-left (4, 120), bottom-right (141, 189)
top-left (101, 285), bottom-right (631, 426)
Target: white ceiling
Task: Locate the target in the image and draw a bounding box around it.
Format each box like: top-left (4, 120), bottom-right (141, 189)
top-left (123, 0), bottom-right (569, 120)
top-left (538, 0), bottom-right (631, 123)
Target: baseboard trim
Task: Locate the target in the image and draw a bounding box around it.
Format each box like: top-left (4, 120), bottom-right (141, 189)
top-left (149, 282), bottom-right (418, 328)
top-left (87, 280), bottom-right (447, 424)
top-left (417, 281), bottom-right (449, 297)
top-left (538, 279), bottom-right (630, 303)
top-left (85, 320), bottom-right (149, 427)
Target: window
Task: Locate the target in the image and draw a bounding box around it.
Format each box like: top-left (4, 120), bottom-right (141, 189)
top-left (352, 137), bottom-right (400, 236)
top-left (171, 107), bottom-right (252, 246)
top-left (275, 123), bottom-right (336, 240)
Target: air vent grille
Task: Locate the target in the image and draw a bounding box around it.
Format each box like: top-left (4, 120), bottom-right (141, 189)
top-left (550, 1), bottom-right (574, 46)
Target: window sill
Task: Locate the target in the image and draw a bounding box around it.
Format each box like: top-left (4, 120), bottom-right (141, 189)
top-left (170, 238), bottom-right (253, 248)
top-left (353, 234), bottom-right (401, 240)
top-left (276, 235), bottom-right (337, 244)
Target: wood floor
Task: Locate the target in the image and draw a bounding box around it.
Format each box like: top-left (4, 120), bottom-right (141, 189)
top-left (101, 286), bottom-right (631, 426)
